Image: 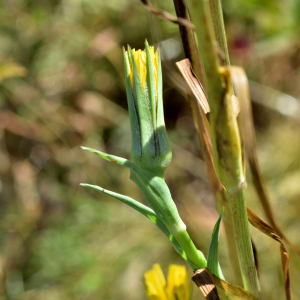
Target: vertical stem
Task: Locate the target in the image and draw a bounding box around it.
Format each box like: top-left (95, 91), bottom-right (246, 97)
top-left (173, 0), bottom-right (206, 87)
top-left (172, 0), bottom-right (242, 285)
top-left (227, 188), bottom-right (260, 297)
top-left (186, 0), bottom-right (261, 298)
top-left (217, 190), bottom-right (243, 285)
top-left (174, 230), bottom-right (207, 269)
top-left (209, 0), bottom-right (230, 66)
top-left (186, 0), bottom-right (223, 117)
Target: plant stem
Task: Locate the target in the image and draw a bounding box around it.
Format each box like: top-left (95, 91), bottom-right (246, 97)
top-left (186, 0), bottom-right (223, 116)
top-left (186, 0), bottom-right (261, 297)
top-left (207, 1), bottom-right (243, 284)
top-left (220, 190), bottom-right (243, 285)
top-left (174, 229), bottom-right (207, 269)
top-left (172, 0), bottom-right (242, 285)
top-left (209, 0), bottom-right (230, 66)
top-left (173, 0), bottom-right (206, 86)
top-left (227, 188), bottom-right (260, 298)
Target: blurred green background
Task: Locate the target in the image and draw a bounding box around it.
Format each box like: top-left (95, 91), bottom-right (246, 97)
top-left (0, 0), bottom-right (299, 299)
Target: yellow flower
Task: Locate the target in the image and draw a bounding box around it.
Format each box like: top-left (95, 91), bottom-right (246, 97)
top-left (122, 41), bottom-right (172, 178)
top-left (144, 264), bottom-right (191, 300)
top-left (126, 47), bottom-right (159, 91)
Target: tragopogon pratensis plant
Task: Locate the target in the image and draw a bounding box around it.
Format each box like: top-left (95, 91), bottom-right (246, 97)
top-left (81, 40), bottom-right (224, 278)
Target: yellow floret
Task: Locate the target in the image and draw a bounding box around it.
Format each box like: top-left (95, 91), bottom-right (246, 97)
top-left (127, 47), bottom-right (158, 91)
top-left (144, 264), bottom-right (190, 300)
top-left (166, 265), bottom-right (190, 300)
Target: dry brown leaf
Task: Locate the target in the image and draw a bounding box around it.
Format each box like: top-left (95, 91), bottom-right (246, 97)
top-left (177, 59), bottom-right (240, 116)
top-left (251, 238), bottom-right (259, 277)
top-left (247, 208), bottom-right (293, 300)
top-left (176, 59), bottom-right (210, 113)
top-left (192, 268), bottom-right (258, 300)
top-left (213, 276), bottom-right (258, 300)
top-left (192, 268), bottom-right (220, 300)
top-left (140, 0), bottom-right (194, 29)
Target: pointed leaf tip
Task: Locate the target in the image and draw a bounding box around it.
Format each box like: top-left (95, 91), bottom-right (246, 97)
top-left (207, 209), bottom-right (225, 279)
top-left (80, 183), bottom-right (90, 187)
top-left (80, 146), bottom-right (128, 166)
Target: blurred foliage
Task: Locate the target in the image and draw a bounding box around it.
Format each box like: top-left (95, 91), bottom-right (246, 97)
top-left (0, 0), bottom-right (299, 299)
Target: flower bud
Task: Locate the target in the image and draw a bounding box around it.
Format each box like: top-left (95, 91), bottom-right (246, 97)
top-left (123, 41), bottom-right (172, 178)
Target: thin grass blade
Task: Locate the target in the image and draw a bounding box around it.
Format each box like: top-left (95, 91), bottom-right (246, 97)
top-left (207, 208), bottom-right (225, 279)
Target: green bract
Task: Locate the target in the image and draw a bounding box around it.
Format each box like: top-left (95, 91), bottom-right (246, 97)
top-left (123, 41), bottom-right (172, 178)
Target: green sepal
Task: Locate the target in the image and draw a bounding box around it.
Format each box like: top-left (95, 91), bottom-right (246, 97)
top-left (80, 183), bottom-right (198, 271)
top-left (145, 40), bottom-right (157, 131)
top-left (155, 47), bottom-right (172, 169)
top-left (122, 47), bottom-right (142, 159)
top-left (207, 208), bottom-right (225, 279)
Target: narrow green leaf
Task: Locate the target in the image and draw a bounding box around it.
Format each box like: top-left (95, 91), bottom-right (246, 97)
top-left (81, 146), bottom-right (128, 166)
top-left (207, 208), bottom-right (225, 279)
top-left (81, 146), bottom-right (184, 236)
top-left (80, 183), bottom-right (198, 271)
top-left (81, 147), bottom-right (206, 269)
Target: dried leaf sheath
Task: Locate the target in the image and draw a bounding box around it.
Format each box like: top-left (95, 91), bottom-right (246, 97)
top-left (192, 268), bottom-right (257, 300)
top-left (247, 208), bottom-right (292, 300)
top-left (176, 59), bottom-right (210, 113)
top-left (140, 0), bottom-right (194, 29)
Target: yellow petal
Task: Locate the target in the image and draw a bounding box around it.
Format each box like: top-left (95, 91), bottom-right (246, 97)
top-left (125, 47), bottom-right (158, 92)
top-left (145, 264), bottom-right (168, 300)
top-left (166, 265), bottom-right (190, 300)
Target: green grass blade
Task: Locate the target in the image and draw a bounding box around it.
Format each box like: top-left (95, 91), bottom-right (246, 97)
top-left (207, 208), bottom-right (225, 279)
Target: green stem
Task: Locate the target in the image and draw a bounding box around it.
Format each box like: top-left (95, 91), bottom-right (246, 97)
top-left (174, 229), bottom-right (207, 269)
top-left (172, 0), bottom-right (242, 285)
top-left (172, 0), bottom-right (241, 284)
top-left (186, 0), bottom-right (261, 297)
top-left (209, 0), bottom-right (230, 66)
top-left (187, 0), bottom-right (223, 116)
top-left (207, 2), bottom-right (243, 284)
top-left (220, 191), bottom-right (243, 286)
top-left (227, 187), bottom-right (260, 298)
